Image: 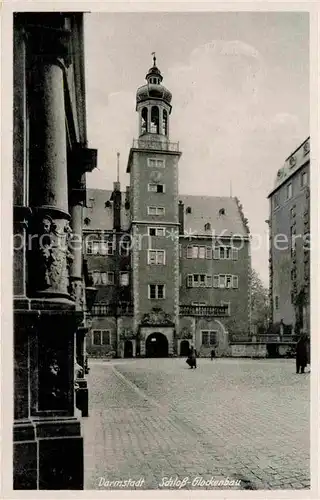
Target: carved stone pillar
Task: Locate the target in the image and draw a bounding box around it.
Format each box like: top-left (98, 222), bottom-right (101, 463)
top-left (28, 46), bottom-right (72, 299)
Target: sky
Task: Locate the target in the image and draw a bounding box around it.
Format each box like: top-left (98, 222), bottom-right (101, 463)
top-left (83, 12), bottom-right (309, 285)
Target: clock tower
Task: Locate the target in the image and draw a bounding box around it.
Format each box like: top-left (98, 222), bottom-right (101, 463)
top-left (127, 55), bottom-right (182, 356)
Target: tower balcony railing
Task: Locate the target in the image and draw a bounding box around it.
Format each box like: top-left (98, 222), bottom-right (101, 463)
top-left (132, 138), bottom-right (180, 152)
top-left (179, 304), bottom-right (229, 317)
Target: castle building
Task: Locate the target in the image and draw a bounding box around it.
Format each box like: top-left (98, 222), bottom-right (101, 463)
top-left (84, 57), bottom-right (251, 358)
top-left (267, 137), bottom-right (310, 336)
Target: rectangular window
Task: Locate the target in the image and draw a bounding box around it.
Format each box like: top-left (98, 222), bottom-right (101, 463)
top-left (148, 284), bottom-right (165, 299)
top-left (206, 246), bottom-right (213, 259)
top-left (148, 183), bottom-right (165, 193)
top-left (226, 275), bottom-right (232, 288)
top-left (147, 206), bottom-right (165, 216)
top-left (213, 275), bottom-right (219, 288)
top-left (92, 330), bottom-right (111, 346)
top-left (187, 246), bottom-right (193, 259)
top-left (206, 275), bottom-right (212, 288)
top-left (92, 241), bottom-right (100, 255)
top-left (92, 330), bottom-right (102, 345)
top-left (219, 246), bottom-right (232, 259)
top-left (192, 246), bottom-right (199, 258)
top-left (86, 241), bottom-right (93, 255)
top-left (232, 275), bottom-right (239, 289)
top-left (219, 275), bottom-right (226, 288)
top-left (147, 158), bottom-right (165, 168)
top-left (232, 248), bottom-right (238, 260)
top-left (213, 247), bottom-right (220, 259)
top-left (199, 246), bottom-right (206, 259)
top-left (120, 271), bottom-right (129, 286)
top-left (148, 227), bottom-right (165, 237)
top-left (101, 330), bottom-right (111, 345)
top-left (148, 249), bottom-right (166, 265)
top-left (187, 275), bottom-right (193, 288)
top-left (201, 330), bottom-right (217, 346)
top-left (286, 183), bottom-right (293, 200)
top-left (273, 195), bottom-right (279, 210)
top-left (92, 271), bottom-right (101, 285)
top-left (301, 171), bottom-right (308, 187)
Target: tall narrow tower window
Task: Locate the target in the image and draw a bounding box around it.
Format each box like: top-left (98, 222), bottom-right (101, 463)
top-left (162, 109), bottom-right (168, 135)
top-left (150, 106), bottom-right (160, 134)
top-left (141, 107), bottom-right (148, 134)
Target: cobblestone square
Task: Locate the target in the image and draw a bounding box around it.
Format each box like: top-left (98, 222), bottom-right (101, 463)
top-left (83, 358), bottom-right (310, 490)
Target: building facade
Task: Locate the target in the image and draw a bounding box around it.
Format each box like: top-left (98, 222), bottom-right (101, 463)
top-left (84, 58), bottom-right (251, 359)
top-left (13, 13), bottom-right (97, 489)
top-left (267, 137), bottom-right (310, 336)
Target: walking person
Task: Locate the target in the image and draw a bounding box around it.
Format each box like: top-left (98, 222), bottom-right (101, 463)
top-left (296, 332), bottom-right (308, 374)
top-left (187, 345), bottom-right (197, 369)
top-left (211, 347), bottom-right (216, 360)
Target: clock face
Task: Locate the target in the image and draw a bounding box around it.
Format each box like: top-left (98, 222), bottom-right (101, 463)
top-left (150, 171), bottom-right (162, 183)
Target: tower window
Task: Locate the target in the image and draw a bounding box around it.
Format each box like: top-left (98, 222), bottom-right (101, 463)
top-left (162, 109), bottom-right (168, 135)
top-left (186, 206), bottom-right (192, 214)
top-left (141, 107), bottom-right (148, 134)
top-left (150, 106), bottom-right (160, 134)
top-left (219, 208), bottom-right (225, 216)
top-left (204, 222), bottom-right (211, 231)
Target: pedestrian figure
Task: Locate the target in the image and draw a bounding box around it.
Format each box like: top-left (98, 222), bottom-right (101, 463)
top-left (211, 347), bottom-right (216, 360)
top-left (186, 345), bottom-right (197, 369)
top-left (296, 333), bottom-right (308, 374)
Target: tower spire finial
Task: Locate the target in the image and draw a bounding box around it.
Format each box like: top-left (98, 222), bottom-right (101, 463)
top-left (151, 51), bottom-right (156, 66)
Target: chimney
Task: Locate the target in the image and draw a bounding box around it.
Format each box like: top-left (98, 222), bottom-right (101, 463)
top-left (112, 181), bottom-right (121, 231)
top-left (178, 200), bottom-right (184, 235)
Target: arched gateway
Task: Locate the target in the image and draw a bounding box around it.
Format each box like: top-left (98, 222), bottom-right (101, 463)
top-left (145, 332), bottom-right (169, 358)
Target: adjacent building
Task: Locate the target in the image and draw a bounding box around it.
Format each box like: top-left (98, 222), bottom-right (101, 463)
top-left (267, 137), bottom-right (310, 336)
top-left (13, 13), bottom-right (97, 489)
top-left (84, 57), bottom-right (252, 359)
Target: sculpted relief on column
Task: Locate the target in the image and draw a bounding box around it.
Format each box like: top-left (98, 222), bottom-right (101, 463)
top-left (30, 215), bottom-right (74, 297)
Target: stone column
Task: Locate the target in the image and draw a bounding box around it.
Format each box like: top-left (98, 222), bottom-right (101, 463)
top-left (28, 56), bottom-right (72, 300)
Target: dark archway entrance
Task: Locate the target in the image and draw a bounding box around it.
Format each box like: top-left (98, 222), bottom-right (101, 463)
top-left (180, 340), bottom-right (190, 356)
top-left (124, 340), bottom-right (133, 358)
top-left (145, 332), bottom-right (168, 358)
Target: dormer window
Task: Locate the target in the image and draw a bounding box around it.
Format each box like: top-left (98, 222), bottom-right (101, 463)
top-left (204, 222), bottom-right (211, 231)
top-left (186, 207), bottom-right (192, 214)
top-left (84, 217), bottom-right (91, 226)
top-left (219, 208), bottom-right (225, 216)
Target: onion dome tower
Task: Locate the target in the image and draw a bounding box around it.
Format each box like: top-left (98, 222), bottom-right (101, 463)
top-left (136, 53), bottom-right (172, 140)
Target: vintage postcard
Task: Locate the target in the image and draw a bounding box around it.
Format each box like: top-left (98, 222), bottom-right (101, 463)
top-left (1, 1), bottom-right (318, 498)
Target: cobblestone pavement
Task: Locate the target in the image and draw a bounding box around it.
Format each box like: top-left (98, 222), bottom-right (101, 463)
top-left (83, 358), bottom-right (310, 491)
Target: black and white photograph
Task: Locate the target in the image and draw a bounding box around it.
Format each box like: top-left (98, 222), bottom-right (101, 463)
top-left (1, 2), bottom-right (318, 496)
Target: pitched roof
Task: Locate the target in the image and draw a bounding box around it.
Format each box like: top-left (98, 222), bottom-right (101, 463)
top-left (83, 188), bottom-right (248, 236)
top-left (180, 195), bottom-right (248, 237)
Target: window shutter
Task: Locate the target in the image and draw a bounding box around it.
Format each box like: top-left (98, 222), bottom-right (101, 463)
top-left (232, 248), bottom-right (238, 260)
top-left (186, 275), bottom-right (193, 288)
top-left (213, 247), bottom-right (220, 259)
top-left (206, 275), bottom-right (212, 288)
top-left (232, 276), bottom-right (239, 289)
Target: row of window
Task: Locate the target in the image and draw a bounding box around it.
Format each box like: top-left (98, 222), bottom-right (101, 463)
top-left (91, 329), bottom-right (218, 347)
top-left (90, 271), bottom-right (129, 286)
top-left (186, 274), bottom-right (239, 289)
top-left (185, 245), bottom-right (238, 260)
top-left (87, 240), bottom-right (130, 256)
top-left (273, 171), bottom-right (309, 210)
top-left (141, 108), bottom-right (168, 136)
